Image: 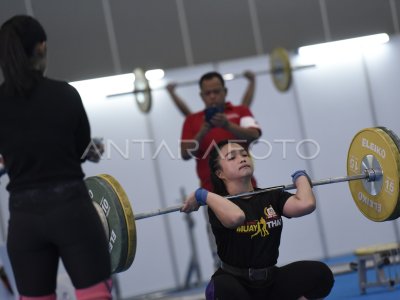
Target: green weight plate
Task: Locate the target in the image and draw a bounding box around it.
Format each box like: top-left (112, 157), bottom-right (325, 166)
top-left (85, 174), bottom-right (136, 273)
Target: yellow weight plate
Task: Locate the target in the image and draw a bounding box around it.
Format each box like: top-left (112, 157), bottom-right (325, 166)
top-left (133, 68), bottom-right (152, 113)
top-left (347, 127), bottom-right (400, 221)
top-left (98, 174), bottom-right (136, 273)
top-left (269, 47), bottom-right (292, 92)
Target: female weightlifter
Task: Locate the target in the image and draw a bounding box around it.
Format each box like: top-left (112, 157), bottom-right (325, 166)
top-left (182, 140), bottom-right (334, 300)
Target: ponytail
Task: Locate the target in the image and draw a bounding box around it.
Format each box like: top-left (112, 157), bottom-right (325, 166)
top-left (0, 15), bottom-right (47, 96)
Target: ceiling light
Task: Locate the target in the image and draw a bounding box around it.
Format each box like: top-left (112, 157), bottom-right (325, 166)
top-left (298, 33), bottom-right (390, 61)
top-left (145, 69), bottom-right (165, 81)
top-left (223, 73), bottom-right (235, 80)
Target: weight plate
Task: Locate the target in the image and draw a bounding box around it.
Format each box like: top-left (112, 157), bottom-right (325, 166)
top-left (269, 47), bottom-right (292, 92)
top-left (92, 201), bottom-right (110, 238)
top-left (85, 174), bottom-right (136, 273)
top-left (133, 68), bottom-right (152, 113)
top-left (347, 127), bottom-right (400, 221)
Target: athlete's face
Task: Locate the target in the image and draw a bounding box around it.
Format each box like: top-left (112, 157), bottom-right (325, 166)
top-left (215, 143), bottom-right (254, 181)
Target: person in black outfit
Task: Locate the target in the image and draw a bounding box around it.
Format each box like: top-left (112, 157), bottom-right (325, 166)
top-left (0, 15), bottom-right (112, 299)
top-left (181, 140), bottom-right (334, 300)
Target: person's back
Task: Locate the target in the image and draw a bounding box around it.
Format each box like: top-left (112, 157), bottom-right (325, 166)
top-left (0, 77), bottom-right (89, 192)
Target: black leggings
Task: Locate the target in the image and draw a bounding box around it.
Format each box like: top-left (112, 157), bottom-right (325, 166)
top-left (7, 181), bottom-right (111, 296)
top-left (206, 261), bottom-right (334, 300)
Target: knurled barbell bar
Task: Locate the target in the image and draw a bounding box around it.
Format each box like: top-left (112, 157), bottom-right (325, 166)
top-left (107, 48), bottom-right (315, 113)
top-left (85, 126), bottom-right (400, 274)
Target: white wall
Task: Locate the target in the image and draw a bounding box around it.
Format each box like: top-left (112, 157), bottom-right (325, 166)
top-left (292, 41), bottom-right (400, 257)
top-left (1, 35), bottom-right (400, 298)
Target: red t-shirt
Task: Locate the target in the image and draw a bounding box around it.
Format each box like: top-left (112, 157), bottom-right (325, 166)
top-left (181, 102), bottom-right (261, 190)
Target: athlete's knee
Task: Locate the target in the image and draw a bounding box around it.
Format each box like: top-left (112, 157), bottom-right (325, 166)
top-left (75, 279), bottom-right (113, 300)
top-left (307, 262), bottom-right (335, 298)
top-left (318, 263), bottom-right (335, 295)
top-left (20, 294), bottom-right (56, 300)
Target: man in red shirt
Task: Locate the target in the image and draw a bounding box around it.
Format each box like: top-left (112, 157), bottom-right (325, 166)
top-left (180, 71), bottom-right (261, 268)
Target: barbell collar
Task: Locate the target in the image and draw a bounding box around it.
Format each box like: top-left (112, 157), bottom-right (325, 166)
top-left (365, 168), bottom-right (382, 182)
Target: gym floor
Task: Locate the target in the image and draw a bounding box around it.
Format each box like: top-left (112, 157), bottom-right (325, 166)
top-left (126, 254), bottom-right (400, 300)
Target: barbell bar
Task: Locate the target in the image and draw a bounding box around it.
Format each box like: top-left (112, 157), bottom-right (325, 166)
top-left (131, 64), bottom-right (312, 96)
top-left (132, 171), bottom-right (380, 221)
top-left (107, 48), bottom-right (316, 113)
top-left (85, 126), bottom-right (400, 273)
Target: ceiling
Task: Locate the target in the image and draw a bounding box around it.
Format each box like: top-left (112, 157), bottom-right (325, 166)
top-left (1, 0), bottom-right (399, 82)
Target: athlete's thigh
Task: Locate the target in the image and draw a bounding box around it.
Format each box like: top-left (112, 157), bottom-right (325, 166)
top-left (52, 188), bottom-right (111, 288)
top-left (268, 261), bottom-right (334, 299)
top-left (7, 210), bottom-right (59, 295)
top-left (208, 273), bottom-right (252, 300)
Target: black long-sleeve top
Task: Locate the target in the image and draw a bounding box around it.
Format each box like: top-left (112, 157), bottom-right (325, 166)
top-left (0, 76), bottom-right (90, 192)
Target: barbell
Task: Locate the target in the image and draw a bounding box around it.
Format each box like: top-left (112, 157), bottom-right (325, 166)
top-left (85, 126), bottom-right (400, 273)
top-left (107, 48), bottom-right (315, 113)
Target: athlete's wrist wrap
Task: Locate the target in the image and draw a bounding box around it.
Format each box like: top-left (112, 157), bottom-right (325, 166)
top-left (195, 188), bottom-right (208, 206)
top-left (291, 170), bottom-right (313, 187)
